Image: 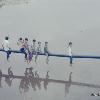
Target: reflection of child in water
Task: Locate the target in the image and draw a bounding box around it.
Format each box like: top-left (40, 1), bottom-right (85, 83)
top-left (34, 71), bottom-right (41, 89)
top-left (44, 71), bottom-right (50, 90)
top-left (65, 72), bottom-right (72, 97)
top-left (8, 67), bottom-right (14, 78)
top-left (5, 67), bottom-right (14, 87)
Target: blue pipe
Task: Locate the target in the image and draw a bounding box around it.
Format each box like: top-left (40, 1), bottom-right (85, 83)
top-left (0, 49), bottom-right (100, 62)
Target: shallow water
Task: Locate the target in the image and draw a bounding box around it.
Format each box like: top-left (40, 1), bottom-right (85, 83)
top-left (0, 0), bottom-right (100, 100)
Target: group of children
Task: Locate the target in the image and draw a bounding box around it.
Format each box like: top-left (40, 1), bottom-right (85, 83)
top-left (1, 36), bottom-right (73, 65)
top-left (1, 36), bottom-right (50, 64)
top-left (17, 37), bottom-right (49, 64)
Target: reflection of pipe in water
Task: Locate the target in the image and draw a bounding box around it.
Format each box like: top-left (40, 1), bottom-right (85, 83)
top-left (65, 72), bottom-right (72, 97)
top-left (1, 72), bottom-right (100, 91)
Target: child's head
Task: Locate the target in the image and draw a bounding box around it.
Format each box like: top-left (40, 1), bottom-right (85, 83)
top-left (69, 41), bottom-right (72, 47)
top-left (19, 37), bottom-right (22, 40)
top-left (5, 36), bottom-right (9, 40)
top-left (33, 39), bottom-right (36, 42)
top-left (38, 42), bottom-right (41, 45)
top-left (18, 37), bottom-right (23, 42)
top-left (25, 38), bottom-right (28, 42)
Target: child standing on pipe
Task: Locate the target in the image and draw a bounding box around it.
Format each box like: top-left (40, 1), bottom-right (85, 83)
top-left (44, 42), bottom-right (49, 64)
top-left (67, 41), bottom-right (73, 66)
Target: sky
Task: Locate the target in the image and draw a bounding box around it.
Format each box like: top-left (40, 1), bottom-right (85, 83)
top-left (0, 0), bottom-right (100, 100)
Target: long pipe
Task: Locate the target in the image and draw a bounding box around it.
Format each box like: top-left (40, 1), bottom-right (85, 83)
top-left (2, 74), bottom-right (100, 89)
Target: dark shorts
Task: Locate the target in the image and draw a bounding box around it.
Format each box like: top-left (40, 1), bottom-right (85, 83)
top-left (20, 48), bottom-right (25, 52)
top-left (20, 48), bottom-right (27, 59)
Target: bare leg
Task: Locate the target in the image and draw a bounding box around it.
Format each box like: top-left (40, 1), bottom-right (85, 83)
top-left (70, 56), bottom-right (73, 66)
top-left (35, 53), bottom-right (38, 64)
top-left (45, 53), bottom-right (49, 64)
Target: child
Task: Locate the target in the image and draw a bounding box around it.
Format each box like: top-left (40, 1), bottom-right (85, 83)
top-left (67, 41), bottom-right (73, 66)
top-left (2, 36), bottom-right (11, 60)
top-left (19, 38), bottom-right (29, 61)
top-left (17, 37), bottom-right (28, 59)
top-left (17, 37), bottom-right (24, 51)
top-left (23, 38), bottom-right (30, 62)
top-left (31, 39), bottom-right (36, 54)
top-left (28, 39), bottom-right (36, 63)
top-left (23, 38), bottom-right (29, 51)
top-left (2, 36), bottom-right (10, 51)
top-left (17, 37), bottom-right (24, 46)
top-left (35, 42), bottom-right (41, 63)
top-left (44, 42), bottom-right (49, 64)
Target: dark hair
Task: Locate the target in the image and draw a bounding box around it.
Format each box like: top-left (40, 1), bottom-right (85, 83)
top-left (5, 36), bottom-right (9, 40)
top-left (38, 42), bottom-right (41, 44)
top-left (25, 38), bottom-right (28, 41)
top-left (69, 41), bottom-right (72, 45)
top-left (19, 37), bottom-right (22, 40)
top-left (45, 42), bottom-right (48, 44)
top-left (33, 39), bottom-right (36, 42)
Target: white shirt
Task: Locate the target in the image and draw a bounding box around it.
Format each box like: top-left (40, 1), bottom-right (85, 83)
top-left (2, 40), bottom-right (10, 51)
top-left (17, 40), bottom-right (24, 47)
top-left (44, 45), bottom-right (48, 53)
top-left (36, 45), bottom-right (41, 53)
top-left (30, 42), bottom-right (36, 52)
top-left (68, 46), bottom-right (72, 56)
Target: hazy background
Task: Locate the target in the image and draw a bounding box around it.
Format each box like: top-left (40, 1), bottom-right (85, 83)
top-left (0, 0), bottom-right (100, 100)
